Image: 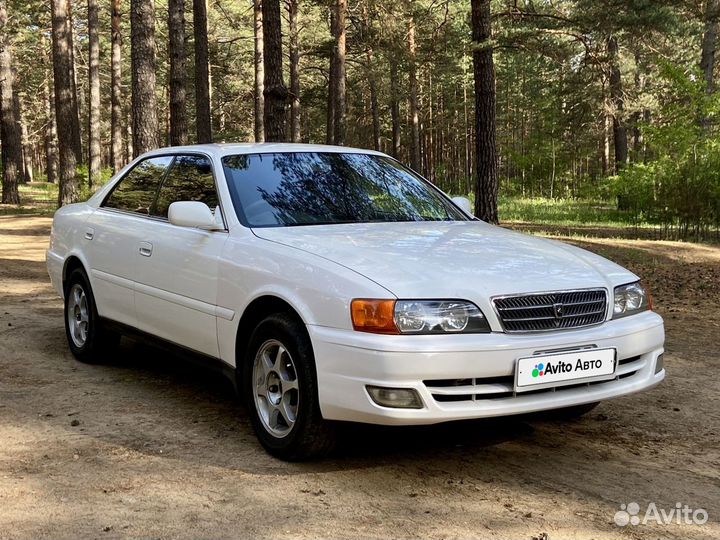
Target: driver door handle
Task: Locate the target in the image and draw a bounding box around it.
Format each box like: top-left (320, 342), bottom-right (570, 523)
top-left (139, 241), bottom-right (153, 257)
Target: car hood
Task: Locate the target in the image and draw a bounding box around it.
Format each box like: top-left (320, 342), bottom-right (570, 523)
top-left (252, 221), bottom-right (637, 301)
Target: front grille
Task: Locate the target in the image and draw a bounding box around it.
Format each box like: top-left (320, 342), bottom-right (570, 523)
top-left (493, 289), bottom-right (607, 333)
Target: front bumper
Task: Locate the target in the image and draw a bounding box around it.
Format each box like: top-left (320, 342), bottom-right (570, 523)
top-left (309, 311), bottom-right (665, 425)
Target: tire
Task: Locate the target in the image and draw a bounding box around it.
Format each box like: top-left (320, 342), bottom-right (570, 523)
top-left (63, 267), bottom-right (120, 363)
top-left (242, 312), bottom-right (335, 460)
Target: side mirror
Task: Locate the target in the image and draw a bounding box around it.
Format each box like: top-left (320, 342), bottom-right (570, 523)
top-left (451, 196), bottom-right (474, 217)
top-left (168, 201), bottom-right (220, 230)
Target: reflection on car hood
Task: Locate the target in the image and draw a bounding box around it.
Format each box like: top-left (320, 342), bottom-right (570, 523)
top-left (252, 221), bottom-right (638, 301)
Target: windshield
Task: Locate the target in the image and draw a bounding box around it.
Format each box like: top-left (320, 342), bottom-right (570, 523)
top-left (221, 152), bottom-right (467, 227)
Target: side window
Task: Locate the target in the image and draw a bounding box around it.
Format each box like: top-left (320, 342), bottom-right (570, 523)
top-left (103, 156), bottom-right (173, 214)
top-left (153, 155), bottom-right (219, 218)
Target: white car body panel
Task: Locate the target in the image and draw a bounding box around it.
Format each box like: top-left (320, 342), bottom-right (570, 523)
top-left (134, 218), bottom-right (229, 357)
top-left (252, 221), bottom-right (639, 331)
top-left (47, 143), bottom-right (665, 426)
top-left (84, 209), bottom-right (148, 327)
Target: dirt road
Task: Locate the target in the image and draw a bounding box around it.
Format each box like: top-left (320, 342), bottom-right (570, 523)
top-left (1, 215), bottom-right (718, 539)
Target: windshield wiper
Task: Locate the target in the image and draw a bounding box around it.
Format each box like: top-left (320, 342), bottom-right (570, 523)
top-left (284, 219), bottom-right (359, 227)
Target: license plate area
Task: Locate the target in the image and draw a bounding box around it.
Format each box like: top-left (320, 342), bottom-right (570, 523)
top-left (515, 347), bottom-right (616, 392)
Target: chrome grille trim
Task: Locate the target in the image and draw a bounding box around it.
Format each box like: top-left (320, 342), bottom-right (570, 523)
top-left (492, 288), bottom-right (608, 333)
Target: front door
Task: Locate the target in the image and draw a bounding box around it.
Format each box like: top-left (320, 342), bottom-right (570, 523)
top-left (133, 154), bottom-right (228, 358)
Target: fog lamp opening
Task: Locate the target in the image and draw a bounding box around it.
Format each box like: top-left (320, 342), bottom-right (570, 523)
top-left (366, 386), bottom-right (423, 409)
top-left (655, 353), bottom-right (664, 374)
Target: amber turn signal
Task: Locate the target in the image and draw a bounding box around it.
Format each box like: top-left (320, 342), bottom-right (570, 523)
top-left (351, 299), bottom-right (399, 334)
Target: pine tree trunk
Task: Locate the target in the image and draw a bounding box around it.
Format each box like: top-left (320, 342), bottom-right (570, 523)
top-left (427, 73), bottom-right (434, 180)
top-left (289, 0), bottom-right (301, 142)
top-left (44, 58), bottom-right (59, 184)
top-left (0, 0), bottom-right (20, 203)
top-left (110, 0), bottom-right (124, 172)
top-left (326, 55), bottom-right (335, 141)
top-left (607, 35), bottom-right (627, 172)
top-left (602, 109), bottom-right (610, 176)
top-left (253, 0), bottom-right (265, 142)
top-left (168, 0), bottom-right (187, 146)
top-left (262, 0), bottom-right (288, 141)
top-left (701, 0), bottom-right (720, 91)
top-left (700, 0), bottom-right (720, 128)
top-left (408, 16), bottom-right (421, 171)
top-left (471, 0), bottom-right (498, 223)
top-left (52, 0), bottom-right (82, 205)
top-left (194, 0), bottom-right (212, 143)
top-left (16, 91), bottom-right (33, 183)
top-left (389, 55), bottom-right (401, 159)
top-left (366, 46), bottom-right (380, 151)
top-left (64, 0), bottom-right (82, 164)
top-left (631, 51), bottom-right (645, 162)
top-left (11, 84), bottom-right (26, 182)
top-left (88, 0), bottom-right (100, 187)
top-left (125, 110), bottom-right (133, 160)
top-left (130, 0), bottom-right (159, 157)
top-left (331, 0), bottom-right (346, 145)
top-left (326, 3), bottom-right (336, 144)
top-left (462, 52), bottom-right (471, 186)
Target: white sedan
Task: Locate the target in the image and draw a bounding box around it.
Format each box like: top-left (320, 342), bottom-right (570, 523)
top-left (47, 144), bottom-right (665, 460)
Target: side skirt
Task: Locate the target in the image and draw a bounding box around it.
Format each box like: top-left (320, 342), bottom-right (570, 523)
top-left (99, 317), bottom-right (238, 393)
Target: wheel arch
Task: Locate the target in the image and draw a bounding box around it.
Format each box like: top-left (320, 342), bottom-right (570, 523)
top-left (62, 255), bottom-right (88, 291)
top-left (234, 295), bottom-right (311, 377)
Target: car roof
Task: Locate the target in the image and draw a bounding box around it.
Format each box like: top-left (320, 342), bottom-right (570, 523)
top-left (140, 142), bottom-right (388, 159)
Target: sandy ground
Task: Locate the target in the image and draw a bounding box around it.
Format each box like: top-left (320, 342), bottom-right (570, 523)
top-left (0, 214), bottom-right (718, 540)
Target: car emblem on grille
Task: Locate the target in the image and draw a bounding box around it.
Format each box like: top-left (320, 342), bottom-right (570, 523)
top-left (494, 289), bottom-right (606, 332)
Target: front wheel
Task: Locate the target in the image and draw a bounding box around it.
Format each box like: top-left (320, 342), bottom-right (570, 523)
top-left (64, 268), bottom-right (119, 363)
top-left (243, 313), bottom-right (335, 460)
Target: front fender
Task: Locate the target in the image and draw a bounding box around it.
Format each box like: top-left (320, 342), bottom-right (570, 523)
top-left (216, 234), bottom-right (394, 365)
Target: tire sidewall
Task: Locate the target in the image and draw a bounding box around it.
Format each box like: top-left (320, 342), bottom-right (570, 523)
top-left (243, 314), bottom-right (320, 457)
top-left (64, 268), bottom-right (100, 361)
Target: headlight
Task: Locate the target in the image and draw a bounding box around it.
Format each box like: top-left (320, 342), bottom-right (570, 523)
top-left (613, 281), bottom-right (650, 319)
top-left (351, 299), bottom-right (491, 334)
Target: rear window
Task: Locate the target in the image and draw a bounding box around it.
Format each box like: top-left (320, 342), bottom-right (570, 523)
top-left (103, 156), bottom-right (173, 214)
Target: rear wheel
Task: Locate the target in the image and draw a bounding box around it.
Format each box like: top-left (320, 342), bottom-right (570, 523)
top-left (64, 268), bottom-right (119, 363)
top-left (243, 313), bottom-right (335, 460)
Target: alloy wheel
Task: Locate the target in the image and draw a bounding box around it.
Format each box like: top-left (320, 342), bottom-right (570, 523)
top-left (67, 283), bottom-right (90, 348)
top-left (252, 339), bottom-right (300, 437)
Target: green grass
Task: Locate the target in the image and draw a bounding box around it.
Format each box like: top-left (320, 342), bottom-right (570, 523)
top-left (498, 197), bottom-right (648, 228)
top-left (0, 168), bottom-right (113, 217)
top-left (0, 182), bottom-right (59, 216)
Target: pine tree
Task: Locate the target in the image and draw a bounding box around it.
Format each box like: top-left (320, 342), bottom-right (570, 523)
top-left (51, 0), bottom-right (82, 205)
top-left (0, 0), bottom-right (21, 204)
top-left (262, 0), bottom-right (288, 141)
top-left (130, 0), bottom-right (159, 156)
top-left (194, 0), bottom-right (212, 143)
top-left (168, 0), bottom-right (187, 145)
top-left (110, 0), bottom-right (124, 171)
top-left (88, 0), bottom-right (101, 187)
top-left (471, 0), bottom-right (498, 223)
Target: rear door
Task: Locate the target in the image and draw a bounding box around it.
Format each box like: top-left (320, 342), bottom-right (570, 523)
top-left (133, 154), bottom-right (229, 357)
top-left (84, 156), bottom-right (173, 327)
